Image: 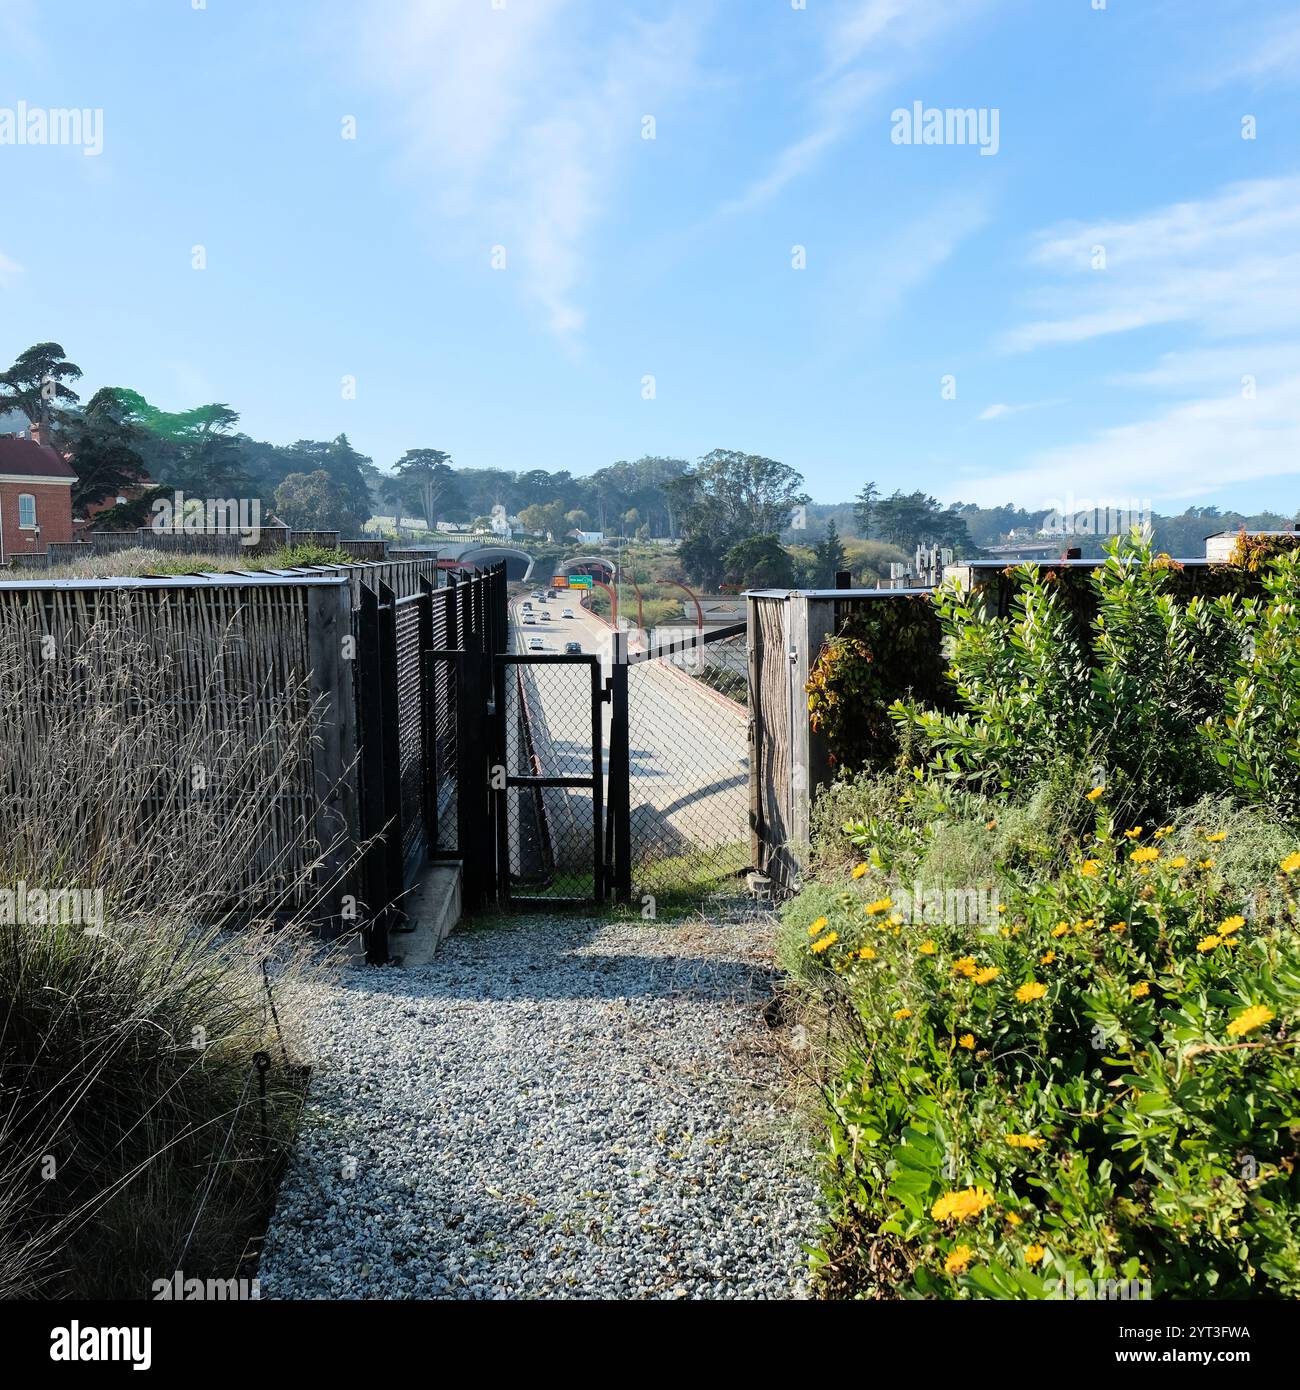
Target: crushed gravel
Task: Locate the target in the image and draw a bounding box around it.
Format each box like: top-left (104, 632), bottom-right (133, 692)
top-left (258, 914), bottom-right (819, 1300)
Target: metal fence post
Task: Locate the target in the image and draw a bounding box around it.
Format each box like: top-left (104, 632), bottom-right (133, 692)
top-left (377, 580), bottom-right (404, 933)
top-left (356, 583), bottom-right (389, 964)
top-left (607, 630), bottom-right (632, 902)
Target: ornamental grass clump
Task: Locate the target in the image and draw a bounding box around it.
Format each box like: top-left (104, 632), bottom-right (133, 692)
top-left (0, 604), bottom-right (347, 1297)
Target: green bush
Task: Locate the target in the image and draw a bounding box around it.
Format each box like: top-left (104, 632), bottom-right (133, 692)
top-left (1204, 550), bottom-right (1300, 821)
top-left (782, 799), bottom-right (1300, 1299)
top-left (890, 533), bottom-right (1247, 828)
top-left (806, 597), bottom-right (948, 772)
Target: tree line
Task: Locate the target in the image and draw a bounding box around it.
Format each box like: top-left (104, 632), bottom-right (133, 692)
top-left (5, 341), bottom-right (1291, 584)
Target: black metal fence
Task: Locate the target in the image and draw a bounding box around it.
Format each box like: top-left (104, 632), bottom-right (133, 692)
top-left (355, 564), bottom-right (507, 962)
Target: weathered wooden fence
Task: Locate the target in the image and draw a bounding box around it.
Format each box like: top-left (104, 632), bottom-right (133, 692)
top-left (746, 586), bottom-right (934, 894)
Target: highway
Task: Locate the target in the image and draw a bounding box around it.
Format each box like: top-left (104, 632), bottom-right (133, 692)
top-left (506, 589), bottom-right (749, 895)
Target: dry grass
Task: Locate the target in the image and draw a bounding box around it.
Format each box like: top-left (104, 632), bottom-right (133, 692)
top-left (0, 606), bottom-right (353, 1298)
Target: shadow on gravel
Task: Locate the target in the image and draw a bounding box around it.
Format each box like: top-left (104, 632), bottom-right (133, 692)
top-left (336, 919), bottom-right (777, 1008)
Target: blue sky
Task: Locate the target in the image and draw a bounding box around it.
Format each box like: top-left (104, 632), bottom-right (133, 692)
top-left (2, 0), bottom-right (1299, 512)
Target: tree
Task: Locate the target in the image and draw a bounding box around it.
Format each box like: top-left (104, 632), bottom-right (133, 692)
top-left (0, 342), bottom-right (82, 427)
top-left (565, 508), bottom-right (591, 531)
top-left (274, 436), bottom-right (372, 533)
top-left (391, 448), bottom-right (460, 531)
top-left (60, 387), bottom-right (150, 511)
top-left (813, 520), bottom-right (848, 587)
top-left (723, 533), bottom-right (798, 590)
top-left (853, 482), bottom-right (878, 537)
top-left (670, 448), bottom-right (809, 588)
top-left (518, 500), bottom-right (567, 538)
top-left (273, 470), bottom-right (358, 533)
top-left (872, 490), bottom-right (972, 554)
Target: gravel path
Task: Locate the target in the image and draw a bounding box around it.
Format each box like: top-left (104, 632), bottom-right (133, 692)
top-left (259, 914), bottom-right (819, 1299)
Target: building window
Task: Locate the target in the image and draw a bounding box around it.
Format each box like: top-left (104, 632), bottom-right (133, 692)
top-left (17, 494), bottom-right (36, 529)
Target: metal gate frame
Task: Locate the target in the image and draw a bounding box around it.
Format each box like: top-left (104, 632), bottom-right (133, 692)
top-left (492, 651), bottom-right (605, 909)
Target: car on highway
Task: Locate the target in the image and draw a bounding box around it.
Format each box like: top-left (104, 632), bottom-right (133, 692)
top-left (522, 615), bottom-right (535, 624)
top-left (527, 637), bottom-right (544, 651)
top-left (563, 641), bottom-right (582, 654)
top-left (521, 601), bottom-right (532, 611)
top-left (562, 608), bottom-right (575, 618)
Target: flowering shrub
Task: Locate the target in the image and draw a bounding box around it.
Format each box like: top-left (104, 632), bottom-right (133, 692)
top-left (782, 804), bottom-right (1300, 1299)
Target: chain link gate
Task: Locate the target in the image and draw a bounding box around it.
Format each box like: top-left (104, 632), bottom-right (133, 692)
top-left (605, 623), bottom-right (750, 906)
top-left (492, 653), bottom-right (605, 907)
top-left (413, 589), bottom-right (750, 918)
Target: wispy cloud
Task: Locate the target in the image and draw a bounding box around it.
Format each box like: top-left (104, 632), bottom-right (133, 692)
top-left (1001, 176), bottom-right (1300, 353)
top-left (719, 0), bottom-right (995, 218)
top-left (354, 0), bottom-right (700, 338)
top-left (0, 250), bottom-right (23, 287)
top-left (1216, 12), bottom-right (1300, 86)
top-left (827, 190), bottom-right (990, 329)
top-left (959, 376), bottom-right (1300, 506)
top-left (977, 399), bottom-right (1055, 422)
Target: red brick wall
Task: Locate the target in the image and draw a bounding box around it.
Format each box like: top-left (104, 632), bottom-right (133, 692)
top-left (0, 481), bottom-right (73, 559)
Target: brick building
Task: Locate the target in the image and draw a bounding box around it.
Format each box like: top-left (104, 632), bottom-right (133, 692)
top-left (0, 424), bottom-right (76, 563)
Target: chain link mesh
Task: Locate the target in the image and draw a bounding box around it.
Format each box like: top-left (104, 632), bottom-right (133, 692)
top-left (625, 628), bottom-right (749, 902)
top-left (502, 659), bottom-right (599, 901)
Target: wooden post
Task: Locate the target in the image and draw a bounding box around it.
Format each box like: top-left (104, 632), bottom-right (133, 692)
top-left (306, 579), bottom-right (359, 937)
top-left (787, 592), bottom-right (836, 876)
top-left (746, 592), bottom-right (763, 878)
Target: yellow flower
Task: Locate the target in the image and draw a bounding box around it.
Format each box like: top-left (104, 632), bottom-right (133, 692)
top-left (1281, 852), bottom-right (1300, 874)
top-left (1130, 981), bottom-right (1150, 999)
top-left (1005, 1134), bottom-right (1045, 1150)
top-left (1016, 981), bottom-right (1047, 1003)
top-left (1024, 1244), bottom-right (1046, 1266)
top-left (997, 902), bottom-right (1007, 913)
top-left (944, 1244), bottom-right (972, 1276)
top-left (851, 862), bottom-right (869, 879)
top-left (1198, 857), bottom-right (1215, 870)
top-left (1051, 922), bottom-right (1070, 938)
top-left (1226, 1004), bottom-right (1275, 1037)
top-left (932, 1187), bottom-right (994, 1222)
top-left (810, 931), bottom-right (838, 954)
top-left (1005, 1211), bottom-right (1022, 1227)
top-left (1079, 859), bottom-right (1100, 877)
top-left (1086, 786), bottom-right (1105, 801)
top-left (957, 1033), bottom-right (975, 1050)
top-left (858, 945), bottom-right (877, 960)
top-left (1196, 934), bottom-right (1221, 953)
top-left (888, 912), bottom-right (904, 926)
top-left (952, 956), bottom-right (978, 978)
top-left (865, 896), bottom-right (893, 916)
top-left (973, 967), bottom-right (1001, 985)
top-left (1124, 826), bottom-right (1144, 839)
top-left (1040, 950), bottom-right (1056, 966)
top-left (892, 1007), bottom-right (912, 1020)
top-left (1109, 922), bottom-right (1127, 935)
top-left (1153, 826), bottom-right (1174, 839)
top-left (1218, 914), bottom-right (1245, 937)
top-left (1130, 847), bottom-right (1160, 864)
top-left (1170, 856), bottom-right (1187, 869)
top-left (1206, 831), bottom-right (1228, 843)
top-left (808, 917), bottom-right (828, 937)
top-left (919, 940), bottom-right (937, 956)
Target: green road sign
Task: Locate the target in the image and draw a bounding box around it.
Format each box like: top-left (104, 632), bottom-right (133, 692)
top-left (567, 575), bottom-right (593, 588)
